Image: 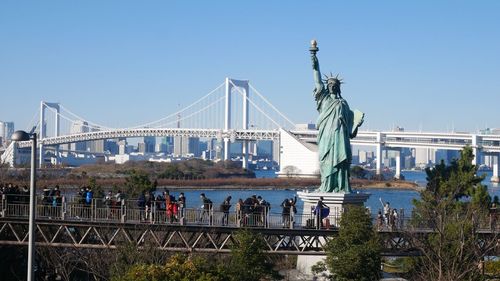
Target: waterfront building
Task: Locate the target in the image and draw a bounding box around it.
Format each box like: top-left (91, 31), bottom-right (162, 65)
top-left (414, 148), bottom-right (437, 168)
top-left (358, 150), bottom-right (374, 165)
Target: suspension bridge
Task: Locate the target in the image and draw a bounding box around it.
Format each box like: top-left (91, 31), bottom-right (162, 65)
top-left (1, 77), bottom-right (500, 181)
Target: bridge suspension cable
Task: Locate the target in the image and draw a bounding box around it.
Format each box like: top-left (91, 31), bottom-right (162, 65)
top-left (127, 81), bottom-right (226, 129)
top-left (36, 79), bottom-right (295, 138)
top-left (24, 107), bottom-right (40, 132)
top-left (154, 95), bottom-right (226, 128)
top-left (229, 80), bottom-right (295, 129)
top-left (43, 103), bottom-right (113, 132)
top-left (248, 83), bottom-right (295, 128)
top-left (58, 103), bottom-right (115, 130)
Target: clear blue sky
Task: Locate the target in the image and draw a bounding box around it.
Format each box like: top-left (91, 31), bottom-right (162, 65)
top-left (1, 1), bottom-right (499, 133)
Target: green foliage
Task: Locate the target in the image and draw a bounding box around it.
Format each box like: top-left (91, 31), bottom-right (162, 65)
top-left (350, 165), bottom-right (367, 179)
top-left (112, 230), bottom-right (281, 281)
top-left (410, 146), bottom-right (492, 280)
top-left (484, 260), bottom-right (500, 275)
top-left (124, 170), bottom-right (155, 197)
top-left (227, 229), bottom-right (282, 281)
top-left (157, 159), bottom-right (254, 179)
top-left (113, 254), bottom-right (224, 281)
top-left (88, 176), bottom-right (105, 198)
top-left (320, 205), bottom-right (381, 281)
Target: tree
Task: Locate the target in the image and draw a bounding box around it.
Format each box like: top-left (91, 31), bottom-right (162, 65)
top-left (282, 165), bottom-right (300, 178)
top-left (227, 229), bottom-right (282, 281)
top-left (315, 205), bottom-right (381, 281)
top-left (350, 165), bottom-right (367, 179)
top-left (114, 254), bottom-right (224, 281)
top-left (124, 170), bottom-right (155, 197)
top-left (0, 162), bottom-right (10, 184)
top-left (408, 146), bottom-right (495, 281)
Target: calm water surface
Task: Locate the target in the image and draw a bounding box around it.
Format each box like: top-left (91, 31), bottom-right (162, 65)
top-left (55, 170), bottom-right (499, 216)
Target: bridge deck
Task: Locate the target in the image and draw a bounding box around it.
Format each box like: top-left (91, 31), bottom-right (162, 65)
top-left (0, 196), bottom-right (498, 255)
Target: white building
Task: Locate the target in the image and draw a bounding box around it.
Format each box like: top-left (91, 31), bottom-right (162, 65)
top-left (414, 148), bottom-right (436, 167)
top-left (277, 129), bottom-right (319, 178)
top-left (0, 121), bottom-right (14, 145)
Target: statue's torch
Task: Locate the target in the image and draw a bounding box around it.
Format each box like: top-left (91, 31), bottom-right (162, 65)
top-left (310, 39), bottom-right (319, 55)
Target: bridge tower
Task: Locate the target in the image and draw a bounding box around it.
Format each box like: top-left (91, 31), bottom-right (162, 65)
top-left (224, 78), bottom-right (250, 169)
top-left (39, 102), bottom-right (61, 166)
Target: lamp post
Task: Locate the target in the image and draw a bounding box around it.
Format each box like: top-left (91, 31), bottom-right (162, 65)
top-left (11, 130), bottom-right (37, 281)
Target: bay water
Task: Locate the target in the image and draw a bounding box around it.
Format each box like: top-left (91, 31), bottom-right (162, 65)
top-left (170, 170), bottom-right (499, 216)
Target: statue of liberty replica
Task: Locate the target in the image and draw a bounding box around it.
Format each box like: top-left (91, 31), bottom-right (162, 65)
top-left (310, 39), bottom-right (364, 193)
top-left (296, 40), bottom-right (369, 275)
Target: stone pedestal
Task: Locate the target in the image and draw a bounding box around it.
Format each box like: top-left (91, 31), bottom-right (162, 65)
top-left (295, 190), bottom-right (370, 276)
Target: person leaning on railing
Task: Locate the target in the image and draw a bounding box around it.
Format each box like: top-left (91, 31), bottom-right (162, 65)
top-left (281, 196), bottom-right (297, 228)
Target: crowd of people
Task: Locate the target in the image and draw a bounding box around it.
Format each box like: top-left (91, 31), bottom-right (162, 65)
top-left (0, 183), bottom-right (409, 230)
top-left (376, 200), bottom-right (400, 231)
top-left (0, 183), bottom-right (30, 203)
top-left (136, 190), bottom-right (186, 223)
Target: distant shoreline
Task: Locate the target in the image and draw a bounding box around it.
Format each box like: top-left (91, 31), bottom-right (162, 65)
top-left (26, 177), bottom-right (422, 191)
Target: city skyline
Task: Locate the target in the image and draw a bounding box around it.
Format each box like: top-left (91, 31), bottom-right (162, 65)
top-left (1, 1), bottom-right (499, 133)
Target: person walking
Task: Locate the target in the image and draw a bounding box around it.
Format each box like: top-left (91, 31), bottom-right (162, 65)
top-left (220, 196), bottom-right (232, 226)
top-left (200, 193), bottom-right (213, 224)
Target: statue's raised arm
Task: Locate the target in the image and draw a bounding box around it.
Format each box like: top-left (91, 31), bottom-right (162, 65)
top-left (310, 40), bottom-right (324, 100)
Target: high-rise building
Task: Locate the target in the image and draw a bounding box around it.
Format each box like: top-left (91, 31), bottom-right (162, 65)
top-left (107, 139), bottom-right (119, 154)
top-left (70, 120), bottom-right (89, 152)
top-left (414, 148), bottom-right (436, 167)
top-left (257, 140), bottom-right (273, 158)
top-left (173, 136), bottom-right (183, 156)
top-left (137, 142), bottom-right (147, 154)
top-left (173, 136), bottom-right (200, 157)
top-left (185, 137), bottom-right (200, 157)
top-left (89, 127), bottom-right (105, 153)
top-left (143, 136), bottom-right (156, 153)
top-left (166, 136), bottom-right (174, 154)
top-left (358, 150), bottom-right (374, 165)
top-left (0, 121), bottom-right (15, 143)
top-left (118, 139), bottom-right (127, 155)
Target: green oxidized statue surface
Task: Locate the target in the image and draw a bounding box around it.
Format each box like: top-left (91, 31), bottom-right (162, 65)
top-left (310, 40), bottom-right (364, 193)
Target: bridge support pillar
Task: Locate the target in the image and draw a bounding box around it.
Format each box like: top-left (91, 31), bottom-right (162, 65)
top-left (375, 132), bottom-right (383, 176)
top-left (223, 138), bottom-right (230, 161)
top-left (39, 101), bottom-right (45, 167)
top-left (394, 149), bottom-right (401, 180)
top-left (242, 140), bottom-right (248, 169)
top-left (472, 134), bottom-right (481, 166)
top-left (492, 153), bottom-right (500, 183)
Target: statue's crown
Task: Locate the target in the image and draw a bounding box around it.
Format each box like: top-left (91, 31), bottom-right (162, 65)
top-left (323, 73), bottom-right (343, 84)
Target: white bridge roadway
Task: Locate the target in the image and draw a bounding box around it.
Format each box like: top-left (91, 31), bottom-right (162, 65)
top-left (13, 128), bottom-right (500, 152)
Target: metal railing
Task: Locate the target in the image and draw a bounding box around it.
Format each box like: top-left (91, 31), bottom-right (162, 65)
top-left (5, 194), bottom-right (494, 232)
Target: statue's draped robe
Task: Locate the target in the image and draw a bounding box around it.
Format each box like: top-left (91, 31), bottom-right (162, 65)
top-left (316, 90), bottom-right (355, 193)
